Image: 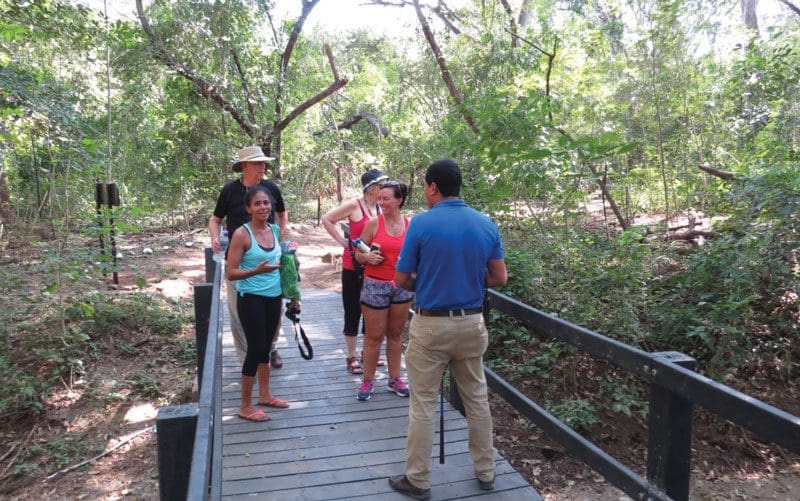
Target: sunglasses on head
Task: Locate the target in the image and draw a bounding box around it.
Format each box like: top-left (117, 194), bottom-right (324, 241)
top-left (381, 180), bottom-right (400, 188)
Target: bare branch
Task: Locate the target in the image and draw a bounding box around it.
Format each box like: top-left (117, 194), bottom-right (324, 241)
top-left (323, 44), bottom-right (340, 81)
top-left (698, 163), bottom-right (735, 180)
top-left (135, 0), bottom-right (256, 137)
top-left (313, 112), bottom-right (389, 137)
top-left (498, 0), bottom-right (518, 48)
top-left (505, 29), bottom-right (558, 121)
top-left (369, 0), bottom-right (464, 35)
top-left (267, 78), bottom-right (349, 143)
top-left (230, 45), bottom-right (257, 124)
top-left (281, 0), bottom-right (320, 75)
top-left (431, 2), bottom-right (462, 35)
top-left (413, 0), bottom-right (479, 135)
top-left (778, 0), bottom-right (800, 16)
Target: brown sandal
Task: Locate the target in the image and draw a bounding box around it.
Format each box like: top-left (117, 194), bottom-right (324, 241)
top-left (347, 356), bottom-right (363, 375)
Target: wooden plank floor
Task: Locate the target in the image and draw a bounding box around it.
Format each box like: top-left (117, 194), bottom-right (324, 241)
top-left (220, 286), bottom-right (541, 500)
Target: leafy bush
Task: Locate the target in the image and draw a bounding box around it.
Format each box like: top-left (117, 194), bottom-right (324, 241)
top-left (0, 291), bottom-right (187, 419)
top-left (0, 356), bottom-right (45, 417)
top-left (546, 398), bottom-right (599, 432)
top-left (86, 292), bottom-right (185, 338)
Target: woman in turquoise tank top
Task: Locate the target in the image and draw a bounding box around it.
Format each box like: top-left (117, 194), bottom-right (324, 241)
top-left (226, 186), bottom-right (296, 422)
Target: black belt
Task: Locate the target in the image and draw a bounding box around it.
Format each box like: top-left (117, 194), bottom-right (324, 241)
top-left (414, 306), bottom-right (483, 317)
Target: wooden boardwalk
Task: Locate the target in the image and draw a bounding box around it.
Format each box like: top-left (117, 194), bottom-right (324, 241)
top-left (220, 287), bottom-right (541, 500)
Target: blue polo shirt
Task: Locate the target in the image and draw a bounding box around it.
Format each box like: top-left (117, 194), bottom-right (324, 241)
top-left (397, 199), bottom-right (503, 309)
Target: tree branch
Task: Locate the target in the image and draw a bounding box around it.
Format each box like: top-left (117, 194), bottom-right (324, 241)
top-left (498, 0), bottom-right (519, 48)
top-left (431, 1), bottom-right (463, 35)
top-left (270, 0), bottom-right (321, 164)
top-left (698, 163), bottom-right (735, 180)
top-left (135, 0), bottom-right (257, 137)
top-left (267, 78), bottom-right (349, 143)
top-left (413, 0), bottom-right (480, 135)
top-left (506, 30), bottom-right (558, 121)
top-left (323, 43), bottom-right (340, 81)
top-left (229, 45), bottom-right (257, 124)
top-left (313, 112), bottom-right (389, 137)
top-left (557, 127), bottom-right (628, 230)
top-left (369, 0), bottom-right (464, 35)
top-left (778, 0), bottom-right (800, 16)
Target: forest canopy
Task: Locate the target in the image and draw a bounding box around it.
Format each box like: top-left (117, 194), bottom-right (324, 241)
top-left (1, 0), bottom-right (798, 411)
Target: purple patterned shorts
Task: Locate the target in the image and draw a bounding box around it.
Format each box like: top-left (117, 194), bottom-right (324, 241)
top-left (360, 277), bottom-right (414, 309)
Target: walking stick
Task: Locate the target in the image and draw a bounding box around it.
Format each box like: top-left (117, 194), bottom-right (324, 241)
top-left (439, 372), bottom-right (445, 464)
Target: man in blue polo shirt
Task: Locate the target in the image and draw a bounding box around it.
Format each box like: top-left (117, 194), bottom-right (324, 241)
top-left (390, 159), bottom-right (507, 499)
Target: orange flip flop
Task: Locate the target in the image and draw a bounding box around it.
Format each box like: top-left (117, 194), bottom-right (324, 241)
top-left (239, 409), bottom-right (271, 421)
top-left (259, 398), bottom-right (289, 409)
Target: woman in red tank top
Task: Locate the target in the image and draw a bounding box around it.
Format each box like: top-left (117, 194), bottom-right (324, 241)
top-left (353, 180), bottom-right (414, 401)
top-left (321, 169), bottom-right (387, 375)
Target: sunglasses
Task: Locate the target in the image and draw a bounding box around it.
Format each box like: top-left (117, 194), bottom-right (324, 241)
top-left (381, 180), bottom-right (400, 188)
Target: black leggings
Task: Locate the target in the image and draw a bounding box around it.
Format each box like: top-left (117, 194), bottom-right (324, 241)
top-left (341, 268), bottom-right (365, 336)
top-left (237, 293), bottom-right (282, 377)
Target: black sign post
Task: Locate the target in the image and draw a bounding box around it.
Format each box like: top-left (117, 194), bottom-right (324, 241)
top-left (94, 182), bottom-right (120, 285)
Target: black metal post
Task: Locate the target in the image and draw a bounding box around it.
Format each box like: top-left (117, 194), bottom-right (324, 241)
top-left (157, 403), bottom-right (198, 501)
top-left (194, 283), bottom-right (212, 389)
top-left (204, 247), bottom-right (216, 284)
top-left (647, 351), bottom-right (696, 501)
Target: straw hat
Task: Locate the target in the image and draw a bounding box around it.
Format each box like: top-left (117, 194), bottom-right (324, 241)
top-left (232, 146), bottom-right (275, 172)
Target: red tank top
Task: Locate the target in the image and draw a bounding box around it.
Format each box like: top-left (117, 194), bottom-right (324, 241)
top-left (342, 199), bottom-right (372, 271)
top-left (364, 214), bottom-right (408, 281)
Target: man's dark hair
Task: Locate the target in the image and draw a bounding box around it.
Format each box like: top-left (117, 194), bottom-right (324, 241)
top-left (425, 159), bottom-right (461, 197)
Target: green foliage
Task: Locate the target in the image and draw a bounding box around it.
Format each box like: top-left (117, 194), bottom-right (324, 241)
top-left (546, 398), bottom-right (599, 432)
top-left (86, 292), bottom-right (185, 338)
top-left (599, 376), bottom-right (645, 418)
top-left (127, 371), bottom-right (162, 398)
top-left (0, 289), bottom-right (186, 419)
top-left (0, 355), bottom-right (44, 416)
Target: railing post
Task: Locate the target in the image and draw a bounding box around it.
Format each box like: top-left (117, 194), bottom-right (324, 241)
top-left (204, 247), bottom-right (216, 284)
top-left (194, 283), bottom-right (212, 390)
top-left (647, 351), bottom-right (696, 501)
top-left (157, 403), bottom-right (198, 501)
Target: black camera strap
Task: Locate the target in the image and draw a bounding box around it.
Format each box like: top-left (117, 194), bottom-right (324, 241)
top-left (292, 320), bottom-right (313, 360)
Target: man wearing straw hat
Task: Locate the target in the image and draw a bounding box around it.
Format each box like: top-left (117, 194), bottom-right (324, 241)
top-left (209, 145), bottom-right (289, 369)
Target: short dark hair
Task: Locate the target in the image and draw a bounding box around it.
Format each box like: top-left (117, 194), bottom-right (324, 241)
top-left (425, 159), bottom-right (461, 197)
top-left (380, 180), bottom-right (409, 209)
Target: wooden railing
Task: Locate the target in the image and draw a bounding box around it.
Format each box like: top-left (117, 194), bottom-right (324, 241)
top-left (447, 290), bottom-right (800, 501)
top-left (157, 249), bottom-right (223, 500)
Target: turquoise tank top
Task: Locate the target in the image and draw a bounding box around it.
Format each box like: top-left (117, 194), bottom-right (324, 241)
top-left (235, 223), bottom-right (282, 298)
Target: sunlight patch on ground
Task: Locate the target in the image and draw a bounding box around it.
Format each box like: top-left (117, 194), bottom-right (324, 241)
top-left (152, 279), bottom-right (192, 300)
top-left (123, 403), bottom-right (157, 424)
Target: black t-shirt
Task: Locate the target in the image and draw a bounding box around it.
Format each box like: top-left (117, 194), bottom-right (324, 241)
top-left (212, 178), bottom-right (286, 236)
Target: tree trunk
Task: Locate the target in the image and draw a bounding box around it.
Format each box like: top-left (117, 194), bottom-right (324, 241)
top-left (0, 166), bottom-right (16, 224)
top-left (413, 0), bottom-right (480, 135)
top-left (741, 0), bottom-right (760, 34)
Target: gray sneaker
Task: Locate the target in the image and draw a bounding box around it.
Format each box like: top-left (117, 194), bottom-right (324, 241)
top-left (478, 477), bottom-right (495, 491)
top-left (388, 475), bottom-right (431, 500)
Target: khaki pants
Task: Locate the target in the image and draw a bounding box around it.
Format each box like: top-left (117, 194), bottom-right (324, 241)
top-left (404, 313), bottom-right (495, 489)
top-left (227, 279), bottom-right (281, 363)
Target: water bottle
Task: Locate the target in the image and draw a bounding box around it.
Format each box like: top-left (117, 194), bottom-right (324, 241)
top-left (352, 238), bottom-right (370, 253)
top-left (213, 229), bottom-right (229, 262)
